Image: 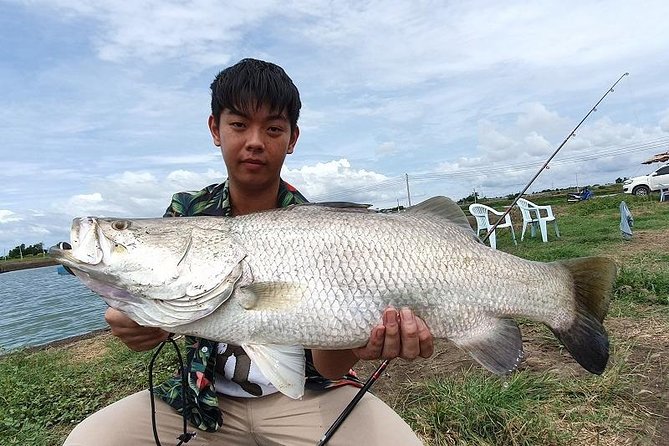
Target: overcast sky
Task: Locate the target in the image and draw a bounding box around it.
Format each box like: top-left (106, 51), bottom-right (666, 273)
top-left (1, 0), bottom-right (669, 252)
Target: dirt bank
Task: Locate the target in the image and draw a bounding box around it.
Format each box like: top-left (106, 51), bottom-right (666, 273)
top-left (0, 258), bottom-right (58, 273)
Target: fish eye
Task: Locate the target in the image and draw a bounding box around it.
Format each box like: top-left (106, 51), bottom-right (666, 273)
top-left (111, 220), bottom-right (131, 231)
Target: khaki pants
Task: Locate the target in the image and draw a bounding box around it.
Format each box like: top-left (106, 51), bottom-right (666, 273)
top-left (64, 387), bottom-right (423, 445)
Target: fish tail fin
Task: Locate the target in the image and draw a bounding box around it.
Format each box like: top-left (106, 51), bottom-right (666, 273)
top-left (550, 257), bottom-right (617, 374)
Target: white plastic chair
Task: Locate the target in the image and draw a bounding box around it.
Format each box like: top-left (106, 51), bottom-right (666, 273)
top-left (659, 184), bottom-right (669, 202)
top-left (468, 203), bottom-right (517, 250)
top-left (516, 198), bottom-right (560, 242)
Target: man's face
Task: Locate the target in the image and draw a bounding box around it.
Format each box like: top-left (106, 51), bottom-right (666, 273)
top-left (209, 104), bottom-right (299, 192)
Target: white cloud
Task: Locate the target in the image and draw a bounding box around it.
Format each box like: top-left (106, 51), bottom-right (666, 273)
top-left (66, 192), bottom-right (116, 216)
top-left (376, 142), bottom-right (400, 156)
top-left (141, 153), bottom-right (220, 166)
top-left (523, 132), bottom-right (553, 157)
top-left (515, 103), bottom-right (569, 136)
top-left (660, 110), bottom-right (669, 132)
top-left (284, 159), bottom-right (400, 204)
top-left (0, 210), bottom-right (22, 224)
top-left (69, 192), bottom-right (103, 204)
top-left (23, 0), bottom-right (277, 66)
top-left (59, 168), bottom-right (225, 219)
top-left (166, 168), bottom-right (223, 190)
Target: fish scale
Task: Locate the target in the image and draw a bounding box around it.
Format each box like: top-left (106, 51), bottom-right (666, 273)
top-left (181, 206), bottom-right (556, 346)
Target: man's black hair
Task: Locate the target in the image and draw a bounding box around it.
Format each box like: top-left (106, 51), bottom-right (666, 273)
top-left (210, 58), bottom-right (301, 130)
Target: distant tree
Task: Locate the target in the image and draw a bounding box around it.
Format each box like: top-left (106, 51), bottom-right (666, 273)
top-left (378, 205), bottom-right (404, 213)
top-left (458, 191), bottom-right (479, 204)
top-left (8, 244), bottom-right (25, 259)
top-left (24, 243), bottom-right (45, 256)
top-left (7, 242), bottom-right (46, 259)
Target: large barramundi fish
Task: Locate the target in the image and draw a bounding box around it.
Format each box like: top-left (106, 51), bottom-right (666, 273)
top-left (50, 197), bottom-right (616, 399)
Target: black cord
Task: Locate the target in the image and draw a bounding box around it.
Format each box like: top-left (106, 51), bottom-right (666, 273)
top-left (148, 336), bottom-right (196, 446)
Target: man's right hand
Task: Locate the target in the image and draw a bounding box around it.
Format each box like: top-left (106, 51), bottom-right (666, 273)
top-left (104, 307), bottom-right (169, 351)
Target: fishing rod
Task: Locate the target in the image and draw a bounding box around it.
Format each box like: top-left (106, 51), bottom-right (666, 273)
top-left (316, 359), bottom-right (390, 446)
top-left (483, 72), bottom-right (629, 242)
top-left (317, 72), bottom-right (629, 446)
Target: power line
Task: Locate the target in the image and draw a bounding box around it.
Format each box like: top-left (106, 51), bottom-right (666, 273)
top-left (413, 136), bottom-right (669, 182)
top-left (309, 136), bottom-right (669, 202)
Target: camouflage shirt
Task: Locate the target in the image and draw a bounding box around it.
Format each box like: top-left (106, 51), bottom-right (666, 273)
top-left (153, 179), bottom-right (362, 432)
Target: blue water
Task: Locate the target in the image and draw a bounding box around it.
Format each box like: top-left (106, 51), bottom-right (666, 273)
top-left (0, 266), bottom-right (108, 351)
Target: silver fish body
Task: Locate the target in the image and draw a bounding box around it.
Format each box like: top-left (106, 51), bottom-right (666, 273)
top-left (50, 197), bottom-right (616, 398)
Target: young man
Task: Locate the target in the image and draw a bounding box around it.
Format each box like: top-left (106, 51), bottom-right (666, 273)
top-left (65, 58), bottom-right (433, 445)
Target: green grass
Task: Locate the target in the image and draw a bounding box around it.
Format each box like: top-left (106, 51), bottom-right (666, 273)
top-left (2, 188), bottom-right (668, 445)
top-left (0, 338), bottom-right (178, 445)
top-left (400, 371), bottom-right (562, 445)
top-left (0, 255), bottom-right (51, 264)
top-left (616, 264), bottom-right (669, 306)
top-left (396, 342), bottom-right (649, 446)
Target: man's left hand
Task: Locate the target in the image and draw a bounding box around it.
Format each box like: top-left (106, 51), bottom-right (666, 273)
top-left (353, 306), bottom-right (434, 361)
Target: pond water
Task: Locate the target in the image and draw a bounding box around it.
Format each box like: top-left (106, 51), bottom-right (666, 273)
top-left (0, 266), bottom-right (108, 352)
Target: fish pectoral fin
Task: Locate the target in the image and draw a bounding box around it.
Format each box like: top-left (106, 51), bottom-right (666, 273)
top-left (242, 343), bottom-right (305, 399)
top-left (452, 318), bottom-right (524, 375)
top-left (237, 282), bottom-right (306, 310)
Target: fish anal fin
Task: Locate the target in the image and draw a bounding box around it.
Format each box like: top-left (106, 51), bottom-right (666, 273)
top-left (242, 344), bottom-right (305, 399)
top-left (237, 282), bottom-right (306, 310)
top-left (453, 318), bottom-right (524, 375)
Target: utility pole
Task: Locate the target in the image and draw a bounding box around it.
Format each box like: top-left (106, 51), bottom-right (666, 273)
top-left (405, 173), bottom-right (412, 207)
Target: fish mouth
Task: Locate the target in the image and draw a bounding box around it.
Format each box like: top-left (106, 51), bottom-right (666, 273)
top-left (48, 242), bottom-right (75, 275)
top-left (48, 244), bottom-right (80, 269)
top-left (49, 217), bottom-right (113, 270)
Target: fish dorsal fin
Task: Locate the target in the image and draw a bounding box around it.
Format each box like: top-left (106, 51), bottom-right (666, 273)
top-left (269, 202), bottom-right (373, 215)
top-left (405, 196), bottom-right (473, 232)
top-left (242, 344), bottom-right (306, 399)
top-left (310, 201), bottom-right (372, 209)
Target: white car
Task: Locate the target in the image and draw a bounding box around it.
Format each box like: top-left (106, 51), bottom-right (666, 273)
top-left (623, 164), bottom-right (669, 196)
